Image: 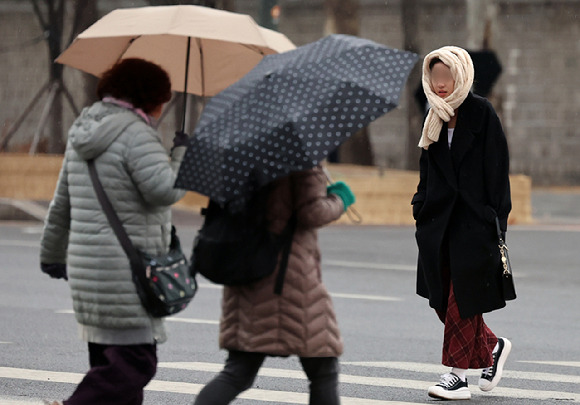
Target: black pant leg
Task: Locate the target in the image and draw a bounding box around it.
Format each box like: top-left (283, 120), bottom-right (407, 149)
top-left (64, 344), bottom-right (157, 405)
top-left (299, 356), bottom-right (341, 405)
top-left (194, 350), bottom-right (266, 405)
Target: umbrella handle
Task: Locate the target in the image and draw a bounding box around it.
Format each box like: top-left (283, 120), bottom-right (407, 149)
top-left (322, 166), bottom-right (333, 184)
top-left (322, 165), bottom-right (363, 224)
top-left (346, 205), bottom-right (363, 224)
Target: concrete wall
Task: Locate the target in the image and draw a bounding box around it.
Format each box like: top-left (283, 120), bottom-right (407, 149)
top-left (0, 0), bottom-right (578, 185)
top-left (0, 153), bottom-right (532, 225)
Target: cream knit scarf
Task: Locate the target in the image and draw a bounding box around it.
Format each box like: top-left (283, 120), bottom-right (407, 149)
top-left (418, 46), bottom-right (474, 149)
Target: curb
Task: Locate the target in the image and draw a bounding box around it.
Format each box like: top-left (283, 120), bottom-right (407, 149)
top-left (0, 198), bottom-right (47, 222)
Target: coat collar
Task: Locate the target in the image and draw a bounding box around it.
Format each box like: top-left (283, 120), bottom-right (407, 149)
top-left (429, 93), bottom-right (483, 188)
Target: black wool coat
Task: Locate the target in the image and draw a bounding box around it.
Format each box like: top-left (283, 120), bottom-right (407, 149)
top-left (412, 93), bottom-right (512, 319)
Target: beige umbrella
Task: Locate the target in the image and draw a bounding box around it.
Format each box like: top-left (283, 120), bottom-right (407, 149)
top-left (56, 5), bottom-right (295, 129)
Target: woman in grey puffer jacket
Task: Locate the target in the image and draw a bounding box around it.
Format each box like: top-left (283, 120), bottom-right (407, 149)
top-left (40, 59), bottom-right (187, 405)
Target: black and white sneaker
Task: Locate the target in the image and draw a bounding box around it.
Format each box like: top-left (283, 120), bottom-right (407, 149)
top-left (479, 337), bottom-right (512, 391)
top-left (428, 372), bottom-right (471, 400)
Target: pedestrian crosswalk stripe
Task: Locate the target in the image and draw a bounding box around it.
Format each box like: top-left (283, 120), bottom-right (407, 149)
top-left (330, 292), bottom-right (400, 301)
top-left (55, 309), bottom-right (220, 326)
top-left (324, 260), bottom-right (416, 272)
top-left (519, 360), bottom-right (580, 368)
top-left (342, 361), bottom-right (580, 384)
top-left (0, 239), bottom-right (39, 248)
top-left (0, 367), bottom-right (422, 405)
top-left (158, 361), bottom-right (580, 402)
top-left (198, 282), bottom-right (401, 301)
top-left (2, 362), bottom-right (580, 403)
top-left (166, 317), bottom-right (219, 325)
top-left (0, 397), bottom-right (47, 405)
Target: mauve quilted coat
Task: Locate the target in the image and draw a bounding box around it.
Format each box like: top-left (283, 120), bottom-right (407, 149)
top-left (219, 166), bottom-right (345, 357)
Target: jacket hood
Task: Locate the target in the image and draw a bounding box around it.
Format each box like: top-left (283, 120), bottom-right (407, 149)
top-left (69, 101), bottom-right (145, 160)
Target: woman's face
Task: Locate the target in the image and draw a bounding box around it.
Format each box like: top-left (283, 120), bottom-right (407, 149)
top-left (430, 62), bottom-right (455, 98)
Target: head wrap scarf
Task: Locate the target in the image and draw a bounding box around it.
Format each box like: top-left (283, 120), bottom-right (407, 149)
top-left (418, 46), bottom-right (474, 149)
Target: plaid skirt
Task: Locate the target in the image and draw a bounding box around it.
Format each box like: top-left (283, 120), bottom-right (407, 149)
top-left (436, 282), bottom-right (497, 369)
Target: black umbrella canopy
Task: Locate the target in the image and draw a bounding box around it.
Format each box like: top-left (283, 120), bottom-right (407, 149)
top-left (176, 34), bottom-right (419, 206)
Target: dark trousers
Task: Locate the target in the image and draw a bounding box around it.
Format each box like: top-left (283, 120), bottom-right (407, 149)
top-left (194, 350), bottom-right (341, 405)
top-left (63, 343), bottom-right (157, 405)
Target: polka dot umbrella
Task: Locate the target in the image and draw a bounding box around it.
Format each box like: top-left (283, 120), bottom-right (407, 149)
top-left (175, 34), bottom-right (419, 207)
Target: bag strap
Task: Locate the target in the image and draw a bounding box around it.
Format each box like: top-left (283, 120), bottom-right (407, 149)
top-left (494, 216), bottom-right (504, 243)
top-left (274, 212), bottom-right (298, 295)
top-left (87, 159), bottom-right (145, 280)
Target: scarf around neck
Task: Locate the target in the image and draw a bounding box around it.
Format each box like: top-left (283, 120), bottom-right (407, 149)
top-left (102, 96), bottom-right (152, 126)
top-left (418, 46), bottom-right (474, 150)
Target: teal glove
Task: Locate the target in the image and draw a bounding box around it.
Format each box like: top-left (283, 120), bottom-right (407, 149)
top-left (327, 181), bottom-right (355, 211)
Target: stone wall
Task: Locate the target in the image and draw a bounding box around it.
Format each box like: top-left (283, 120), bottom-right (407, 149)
top-left (0, 153), bottom-right (533, 225)
top-left (1, 0), bottom-right (579, 185)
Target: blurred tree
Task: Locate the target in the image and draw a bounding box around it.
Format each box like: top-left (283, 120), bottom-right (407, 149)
top-left (0, 0), bottom-right (85, 154)
top-left (402, 0), bottom-right (422, 170)
top-left (324, 0), bottom-right (372, 166)
top-left (70, 0), bottom-right (99, 108)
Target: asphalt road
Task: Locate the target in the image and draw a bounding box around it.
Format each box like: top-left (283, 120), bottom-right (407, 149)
top-left (0, 217), bottom-right (579, 404)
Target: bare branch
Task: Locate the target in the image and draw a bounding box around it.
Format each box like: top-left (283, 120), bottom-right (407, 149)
top-left (30, 0), bottom-right (48, 30)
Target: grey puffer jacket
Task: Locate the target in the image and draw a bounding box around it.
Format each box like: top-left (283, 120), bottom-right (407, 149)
top-left (40, 101), bottom-right (186, 345)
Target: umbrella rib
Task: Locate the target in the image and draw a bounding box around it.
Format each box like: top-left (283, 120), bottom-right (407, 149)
top-left (239, 42), bottom-right (267, 56)
top-left (197, 37), bottom-right (206, 97)
top-left (121, 35), bottom-right (141, 56)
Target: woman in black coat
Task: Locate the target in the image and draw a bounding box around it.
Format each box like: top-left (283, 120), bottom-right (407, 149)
top-left (412, 46), bottom-right (513, 401)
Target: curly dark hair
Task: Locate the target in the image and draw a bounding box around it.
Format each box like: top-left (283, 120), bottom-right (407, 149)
top-left (97, 58), bottom-right (172, 114)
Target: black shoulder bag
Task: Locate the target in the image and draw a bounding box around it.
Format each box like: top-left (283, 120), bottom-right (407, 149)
top-left (192, 185), bottom-right (297, 295)
top-left (87, 159), bottom-right (197, 317)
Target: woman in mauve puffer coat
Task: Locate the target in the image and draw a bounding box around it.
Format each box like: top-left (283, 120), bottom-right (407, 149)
top-left (194, 165), bottom-right (355, 405)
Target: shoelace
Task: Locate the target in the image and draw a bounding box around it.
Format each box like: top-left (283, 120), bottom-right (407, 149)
top-left (481, 366), bottom-right (493, 378)
top-left (439, 373), bottom-right (460, 387)
top-left (482, 350), bottom-right (498, 378)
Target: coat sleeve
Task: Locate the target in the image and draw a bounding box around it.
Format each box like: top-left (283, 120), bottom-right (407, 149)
top-left (40, 157), bottom-right (71, 264)
top-left (294, 167), bottom-right (344, 228)
top-left (483, 103), bottom-right (511, 232)
top-left (125, 126), bottom-right (186, 207)
top-left (412, 148), bottom-right (428, 205)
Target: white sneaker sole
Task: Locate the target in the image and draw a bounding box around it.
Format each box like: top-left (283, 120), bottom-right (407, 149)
top-left (479, 337), bottom-right (512, 392)
top-left (428, 385), bottom-right (471, 400)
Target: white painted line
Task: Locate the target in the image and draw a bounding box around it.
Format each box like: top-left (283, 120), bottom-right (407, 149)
top-left (324, 260), bottom-right (416, 272)
top-left (0, 240), bottom-right (39, 248)
top-left (0, 397), bottom-right (46, 405)
top-left (196, 283), bottom-right (222, 290)
top-left (56, 310), bottom-right (219, 326)
top-left (0, 341), bottom-right (13, 344)
top-left (519, 360), bottom-right (580, 368)
top-left (0, 367), bottom-right (82, 384)
top-left (197, 283), bottom-right (401, 302)
top-left (343, 361), bottom-right (580, 385)
top-left (166, 317), bottom-right (219, 325)
top-left (0, 367), bottom-right (423, 405)
top-left (331, 293), bottom-right (401, 302)
top-left (22, 226), bottom-right (44, 234)
top-left (159, 362), bottom-right (580, 402)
